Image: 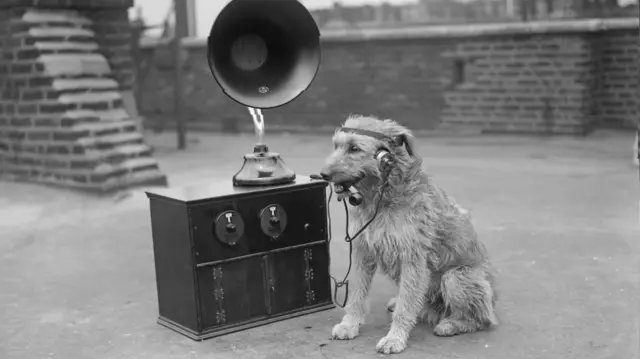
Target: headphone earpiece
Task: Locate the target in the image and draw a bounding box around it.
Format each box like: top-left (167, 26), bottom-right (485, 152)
top-left (374, 148), bottom-right (394, 173)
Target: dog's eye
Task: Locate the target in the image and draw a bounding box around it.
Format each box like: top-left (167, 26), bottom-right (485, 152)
top-left (348, 146), bottom-right (361, 153)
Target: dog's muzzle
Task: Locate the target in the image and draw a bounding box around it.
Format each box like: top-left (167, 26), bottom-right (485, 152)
top-left (323, 176), bottom-right (362, 194)
top-left (333, 179), bottom-right (358, 193)
top-left (319, 172), bottom-right (361, 191)
top-left (334, 179), bottom-right (364, 206)
top-left (312, 173), bottom-right (364, 206)
top-left (338, 184), bottom-right (365, 209)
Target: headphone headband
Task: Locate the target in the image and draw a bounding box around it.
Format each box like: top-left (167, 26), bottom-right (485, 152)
top-left (338, 127), bottom-right (404, 147)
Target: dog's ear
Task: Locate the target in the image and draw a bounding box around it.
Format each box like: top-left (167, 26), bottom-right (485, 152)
top-left (395, 133), bottom-right (418, 158)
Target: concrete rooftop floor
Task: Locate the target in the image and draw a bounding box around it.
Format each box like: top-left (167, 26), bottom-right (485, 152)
top-left (0, 130), bottom-right (638, 359)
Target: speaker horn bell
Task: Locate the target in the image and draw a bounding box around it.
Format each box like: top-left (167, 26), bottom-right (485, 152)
top-left (207, 0), bottom-right (321, 109)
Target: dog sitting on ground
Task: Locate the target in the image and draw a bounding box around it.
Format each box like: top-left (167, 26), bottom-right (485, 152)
top-left (320, 115), bottom-right (498, 354)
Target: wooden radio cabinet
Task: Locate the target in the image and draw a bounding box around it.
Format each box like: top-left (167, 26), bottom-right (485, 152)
top-left (146, 175), bottom-right (334, 340)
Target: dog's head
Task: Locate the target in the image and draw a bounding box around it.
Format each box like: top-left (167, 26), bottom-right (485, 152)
top-left (320, 115), bottom-right (420, 188)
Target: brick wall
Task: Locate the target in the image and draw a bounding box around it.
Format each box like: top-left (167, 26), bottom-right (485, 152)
top-left (139, 37), bottom-right (454, 132)
top-left (139, 18), bottom-right (638, 135)
top-left (441, 33), bottom-right (597, 134)
top-left (593, 28), bottom-right (639, 129)
top-left (0, 0), bottom-right (167, 192)
top-left (86, 6), bottom-right (135, 90)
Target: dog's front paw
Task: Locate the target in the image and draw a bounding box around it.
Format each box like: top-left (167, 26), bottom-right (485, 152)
top-left (331, 321), bottom-right (359, 340)
top-left (376, 334), bottom-right (407, 354)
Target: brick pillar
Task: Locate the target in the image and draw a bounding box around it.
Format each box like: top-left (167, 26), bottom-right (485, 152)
top-left (0, 0), bottom-right (167, 192)
top-left (636, 10), bottom-right (640, 171)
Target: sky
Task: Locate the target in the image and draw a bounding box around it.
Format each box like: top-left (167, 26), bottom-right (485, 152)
top-left (130, 0), bottom-right (415, 38)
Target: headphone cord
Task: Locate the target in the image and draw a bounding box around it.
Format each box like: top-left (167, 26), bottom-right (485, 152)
top-left (326, 180), bottom-right (388, 308)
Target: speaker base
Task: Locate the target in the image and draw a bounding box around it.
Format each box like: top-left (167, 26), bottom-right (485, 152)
top-left (233, 144), bottom-right (296, 187)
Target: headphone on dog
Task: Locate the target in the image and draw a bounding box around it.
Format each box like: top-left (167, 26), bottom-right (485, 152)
top-left (338, 127), bottom-right (413, 174)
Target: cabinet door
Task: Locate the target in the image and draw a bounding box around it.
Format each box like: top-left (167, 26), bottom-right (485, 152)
top-left (198, 257), bottom-right (269, 330)
top-left (265, 242), bottom-right (332, 315)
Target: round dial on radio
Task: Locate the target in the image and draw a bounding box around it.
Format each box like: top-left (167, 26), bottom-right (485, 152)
top-left (259, 204), bottom-right (287, 239)
top-left (214, 210), bottom-right (244, 246)
top-left (225, 223), bottom-right (237, 234)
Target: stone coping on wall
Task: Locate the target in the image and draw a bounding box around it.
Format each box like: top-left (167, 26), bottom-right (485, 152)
top-left (0, 0), bottom-right (133, 8)
top-left (140, 17), bottom-right (639, 49)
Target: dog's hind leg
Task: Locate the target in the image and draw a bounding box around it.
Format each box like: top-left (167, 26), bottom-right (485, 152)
top-left (376, 264), bottom-right (430, 354)
top-left (331, 246), bottom-right (377, 341)
top-left (433, 266), bottom-right (498, 337)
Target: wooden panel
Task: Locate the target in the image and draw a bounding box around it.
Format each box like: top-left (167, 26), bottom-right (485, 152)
top-left (148, 199), bottom-right (199, 332)
top-left (198, 257), bottom-right (269, 329)
top-left (266, 242), bottom-right (332, 315)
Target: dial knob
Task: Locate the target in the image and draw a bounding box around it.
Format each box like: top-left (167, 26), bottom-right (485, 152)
top-left (259, 204), bottom-right (287, 238)
top-left (225, 223), bottom-right (237, 234)
top-left (214, 210), bottom-right (244, 246)
top-left (269, 217), bottom-right (280, 229)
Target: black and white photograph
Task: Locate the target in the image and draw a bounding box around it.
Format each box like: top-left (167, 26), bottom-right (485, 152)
top-left (0, 0), bottom-right (638, 358)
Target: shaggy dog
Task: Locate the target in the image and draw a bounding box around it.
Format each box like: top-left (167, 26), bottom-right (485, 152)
top-left (320, 115), bottom-right (498, 354)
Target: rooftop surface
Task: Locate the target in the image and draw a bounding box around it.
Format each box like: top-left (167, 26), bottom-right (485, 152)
top-left (1, 130), bottom-right (638, 359)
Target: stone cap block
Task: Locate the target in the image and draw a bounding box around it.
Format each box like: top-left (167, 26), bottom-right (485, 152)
top-left (318, 17), bottom-right (640, 42)
top-left (22, 9), bottom-right (92, 25)
top-left (0, 0), bottom-right (133, 9)
top-left (142, 17), bottom-right (640, 49)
